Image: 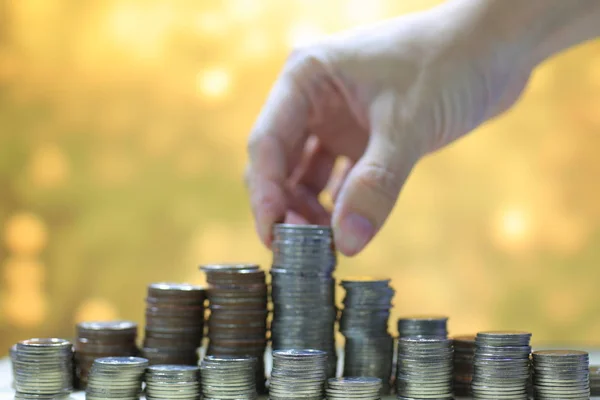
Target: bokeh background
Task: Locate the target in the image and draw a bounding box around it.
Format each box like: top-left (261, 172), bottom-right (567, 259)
top-left (1, 0), bottom-right (600, 356)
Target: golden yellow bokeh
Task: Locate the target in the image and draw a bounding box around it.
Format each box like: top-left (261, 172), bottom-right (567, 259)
top-left (3, 213), bottom-right (48, 256)
top-left (196, 67), bottom-right (233, 101)
top-left (3, 289), bottom-right (47, 328)
top-left (74, 298), bottom-right (119, 323)
top-left (2, 257), bottom-right (45, 291)
top-left (28, 143), bottom-right (70, 188)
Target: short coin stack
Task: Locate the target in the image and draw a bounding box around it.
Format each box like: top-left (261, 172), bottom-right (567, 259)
top-left (270, 224), bottom-right (338, 377)
top-left (590, 365), bottom-right (600, 396)
top-left (86, 356), bottom-right (148, 400)
top-left (532, 350), bottom-right (590, 399)
top-left (326, 377), bottom-right (382, 400)
top-left (74, 321), bottom-right (139, 389)
top-left (145, 365), bottom-right (200, 400)
top-left (13, 338), bottom-right (73, 400)
top-left (199, 355), bottom-right (257, 400)
top-left (340, 277), bottom-right (394, 394)
top-left (201, 263), bottom-right (268, 392)
top-left (269, 349), bottom-right (328, 400)
top-left (142, 283), bottom-right (205, 365)
top-left (396, 338), bottom-right (454, 400)
top-left (471, 331), bottom-right (532, 400)
top-left (452, 334), bottom-right (476, 396)
top-left (9, 344), bottom-right (16, 389)
top-left (397, 315), bottom-right (449, 338)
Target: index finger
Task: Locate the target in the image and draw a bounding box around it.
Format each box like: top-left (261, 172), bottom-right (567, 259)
top-left (246, 72), bottom-right (310, 246)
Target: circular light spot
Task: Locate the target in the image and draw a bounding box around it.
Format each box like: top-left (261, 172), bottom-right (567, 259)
top-left (491, 206), bottom-right (534, 253)
top-left (74, 298), bottom-right (119, 323)
top-left (196, 67), bottom-right (232, 100)
top-left (3, 289), bottom-right (47, 328)
top-left (2, 257), bottom-right (45, 290)
top-left (3, 212), bottom-right (48, 256)
top-left (29, 144), bottom-right (69, 188)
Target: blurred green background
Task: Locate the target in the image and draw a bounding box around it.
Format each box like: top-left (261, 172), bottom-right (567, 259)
top-left (1, 0), bottom-right (600, 355)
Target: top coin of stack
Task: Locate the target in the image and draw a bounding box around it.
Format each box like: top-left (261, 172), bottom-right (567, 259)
top-left (74, 321), bottom-right (139, 389)
top-left (397, 315), bottom-right (448, 338)
top-left (13, 338), bottom-right (74, 400)
top-left (142, 283), bottom-right (206, 365)
top-left (340, 277), bottom-right (394, 394)
top-left (471, 331), bottom-right (532, 400)
top-left (532, 350), bottom-right (590, 399)
top-left (201, 263), bottom-right (268, 393)
top-left (270, 223), bottom-right (338, 377)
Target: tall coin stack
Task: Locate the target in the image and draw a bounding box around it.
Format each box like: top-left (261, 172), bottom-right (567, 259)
top-left (270, 223), bottom-right (338, 377)
top-left (86, 356), bottom-right (148, 400)
top-left (397, 316), bottom-right (448, 338)
top-left (142, 283), bottom-right (205, 365)
top-left (145, 365), bottom-right (200, 400)
top-left (13, 338), bottom-right (74, 399)
top-left (471, 331), bottom-right (532, 400)
top-left (326, 377), bottom-right (382, 400)
top-left (199, 355), bottom-right (258, 400)
top-left (532, 350), bottom-right (590, 399)
top-left (396, 338), bottom-right (454, 399)
top-left (74, 321), bottom-right (139, 389)
top-left (452, 334), bottom-right (476, 396)
top-left (591, 366), bottom-right (600, 396)
top-left (339, 277), bottom-right (394, 394)
top-left (269, 349), bottom-right (328, 400)
top-left (201, 263), bottom-right (268, 393)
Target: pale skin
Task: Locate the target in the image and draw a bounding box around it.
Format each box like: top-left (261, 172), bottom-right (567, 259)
top-left (245, 0), bottom-right (600, 257)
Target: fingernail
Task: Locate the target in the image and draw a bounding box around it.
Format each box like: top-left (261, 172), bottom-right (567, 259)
top-left (336, 213), bottom-right (375, 255)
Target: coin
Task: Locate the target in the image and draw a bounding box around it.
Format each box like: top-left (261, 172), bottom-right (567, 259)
top-left (590, 365), bottom-right (600, 396)
top-left (395, 338), bottom-right (454, 400)
top-left (452, 334), bottom-right (476, 397)
top-left (340, 277), bottom-right (394, 395)
top-left (269, 349), bottom-right (328, 400)
top-left (12, 338), bottom-right (73, 398)
top-left (199, 355), bottom-right (257, 400)
top-left (471, 331), bottom-right (532, 400)
top-left (270, 224), bottom-right (338, 378)
top-left (397, 315), bottom-right (449, 339)
top-left (532, 350), bottom-right (589, 400)
top-left (201, 263), bottom-right (268, 393)
top-left (86, 356), bottom-right (148, 400)
top-left (326, 377), bottom-right (382, 400)
top-left (142, 283), bottom-right (205, 367)
top-left (145, 365), bottom-right (200, 400)
top-left (73, 320), bottom-right (139, 389)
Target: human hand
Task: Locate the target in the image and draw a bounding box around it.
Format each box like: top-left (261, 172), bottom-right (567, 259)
top-left (245, 0), bottom-right (537, 256)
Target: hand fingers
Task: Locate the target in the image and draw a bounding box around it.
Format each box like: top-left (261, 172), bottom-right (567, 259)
top-left (332, 116), bottom-right (417, 256)
top-left (328, 158), bottom-right (353, 204)
top-left (291, 137), bottom-right (337, 196)
top-left (246, 73), bottom-right (310, 246)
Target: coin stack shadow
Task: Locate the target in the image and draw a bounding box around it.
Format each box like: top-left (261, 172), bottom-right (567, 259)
top-left (142, 283), bottom-right (206, 365)
top-left (13, 338), bottom-right (74, 400)
top-left (532, 350), bottom-right (590, 399)
top-left (591, 365), bottom-right (600, 396)
top-left (270, 223), bottom-right (338, 377)
top-left (201, 263), bottom-right (268, 393)
top-left (269, 349), bottom-right (328, 400)
top-left (471, 331), bottom-right (532, 400)
top-left (326, 377), bottom-right (382, 400)
top-left (74, 321), bottom-right (139, 389)
top-left (452, 334), bottom-right (476, 397)
top-left (339, 277), bottom-right (394, 394)
top-left (85, 356), bottom-right (148, 400)
top-left (396, 338), bottom-right (454, 399)
top-left (145, 365), bottom-right (200, 400)
top-left (199, 355), bottom-right (258, 400)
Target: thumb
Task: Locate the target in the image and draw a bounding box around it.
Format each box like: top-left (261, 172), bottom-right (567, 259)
top-left (332, 130), bottom-right (416, 256)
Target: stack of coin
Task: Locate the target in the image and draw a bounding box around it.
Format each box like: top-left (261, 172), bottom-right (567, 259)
top-left (142, 283), bottom-right (205, 365)
top-left (199, 355), bottom-right (257, 400)
top-left (9, 344), bottom-right (16, 389)
top-left (396, 338), bottom-right (454, 399)
top-left (12, 338), bottom-right (73, 399)
top-left (74, 320), bottom-right (139, 389)
top-left (86, 356), bottom-right (148, 400)
top-left (201, 263), bottom-right (268, 392)
top-left (532, 350), bottom-right (590, 399)
top-left (269, 349), bottom-right (328, 400)
top-left (452, 334), bottom-right (476, 396)
top-left (340, 277), bottom-right (394, 394)
top-left (326, 377), bottom-right (382, 400)
top-left (590, 365), bottom-right (600, 396)
top-left (397, 315), bottom-right (448, 338)
top-left (471, 331), bottom-right (532, 400)
top-left (270, 223), bottom-right (338, 377)
top-left (145, 365), bottom-right (200, 400)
